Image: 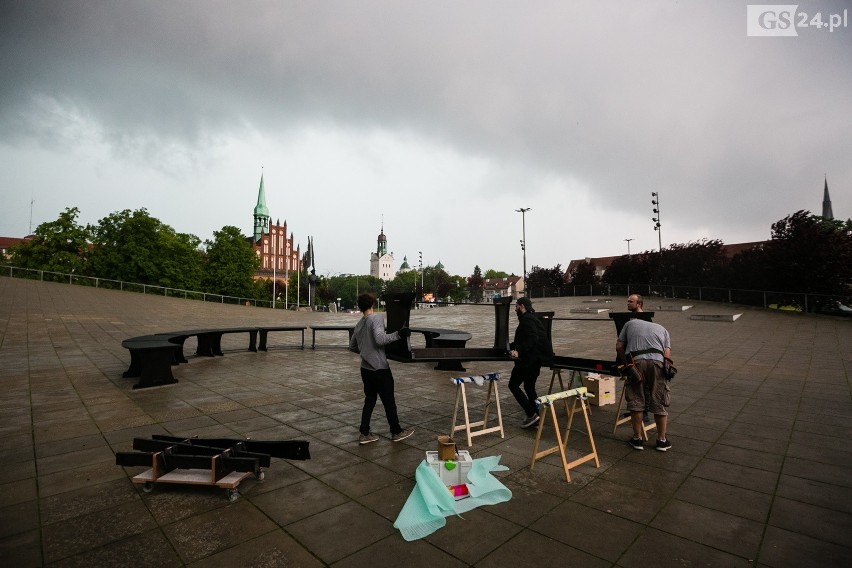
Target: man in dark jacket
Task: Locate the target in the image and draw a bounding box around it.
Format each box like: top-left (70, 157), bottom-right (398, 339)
top-left (509, 297), bottom-right (548, 428)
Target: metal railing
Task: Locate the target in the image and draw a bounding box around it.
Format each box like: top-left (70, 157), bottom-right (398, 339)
top-left (524, 282), bottom-right (851, 314)
top-left (4, 264), bottom-right (849, 315)
top-left (1, 264), bottom-right (276, 308)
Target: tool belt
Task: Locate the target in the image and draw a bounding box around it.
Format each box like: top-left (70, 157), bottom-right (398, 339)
top-left (624, 349), bottom-right (677, 382)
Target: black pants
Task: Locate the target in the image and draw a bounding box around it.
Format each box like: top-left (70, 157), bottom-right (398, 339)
top-left (360, 367), bottom-right (402, 435)
top-left (509, 363), bottom-right (541, 418)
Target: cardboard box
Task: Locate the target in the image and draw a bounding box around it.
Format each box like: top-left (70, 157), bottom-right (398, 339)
top-left (582, 375), bottom-right (616, 406)
top-left (437, 435), bottom-right (456, 460)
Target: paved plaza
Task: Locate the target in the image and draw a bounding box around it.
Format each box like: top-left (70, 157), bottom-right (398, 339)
top-left (1, 276), bottom-right (850, 567)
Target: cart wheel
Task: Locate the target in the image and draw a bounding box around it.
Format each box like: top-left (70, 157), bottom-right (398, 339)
top-left (142, 482), bottom-right (154, 494)
top-left (256, 471), bottom-right (265, 481)
top-left (227, 489), bottom-right (240, 502)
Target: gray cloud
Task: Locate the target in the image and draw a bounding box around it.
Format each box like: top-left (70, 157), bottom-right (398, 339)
top-left (1, 0), bottom-right (850, 275)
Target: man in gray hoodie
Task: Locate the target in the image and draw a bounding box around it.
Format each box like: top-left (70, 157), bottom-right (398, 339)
top-left (349, 293), bottom-right (414, 445)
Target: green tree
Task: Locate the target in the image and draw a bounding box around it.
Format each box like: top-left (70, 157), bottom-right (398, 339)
top-left (527, 264), bottom-right (566, 293)
top-left (88, 208), bottom-right (203, 289)
top-left (732, 210), bottom-right (852, 298)
top-left (9, 207), bottom-right (91, 274)
top-left (387, 270), bottom-right (419, 295)
top-left (468, 265), bottom-right (484, 303)
top-left (568, 261), bottom-right (596, 287)
top-left (484, 269), bottom-right (510, 279)
top-left (656, 239), bottom-right (728, 287)
top-left (203, 226), bottom-right (261, 298)
top-left (601, 255), bottom-right (633, 285)
top-left (446, 275), bottom-right (468, 302)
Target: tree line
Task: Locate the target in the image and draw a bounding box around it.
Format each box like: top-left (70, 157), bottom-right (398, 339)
top-left (525, 210), bottom-right (852, 309)
top-left (12, 208), bottom-right (846, 310)
top-left (5, 207), bottom-right (507, 308)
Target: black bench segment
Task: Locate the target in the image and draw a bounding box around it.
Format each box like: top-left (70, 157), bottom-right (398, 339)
top-left (158, 328), bottom-right (260, 357)
top-left (310, 325), bottom-right (356, 349)
top-left (121, 336), bottom-right (180, 389)
top-left (410, 327), bottom-right (473, 371)
top-left (258, 326), bottom-right (307, 350)
top-left (384, 293), bottom-right (514, 371)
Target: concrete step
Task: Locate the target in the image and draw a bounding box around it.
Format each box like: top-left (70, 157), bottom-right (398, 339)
top-left (690, 313), bottom-right (742, 322)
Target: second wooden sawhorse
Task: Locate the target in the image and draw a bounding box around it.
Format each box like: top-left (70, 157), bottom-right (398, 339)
top-left (530, 387), bottom-right (600, 483)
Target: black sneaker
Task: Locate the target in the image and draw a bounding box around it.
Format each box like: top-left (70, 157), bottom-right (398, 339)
top-left (656, 438), bottom-right (672, 452)
top-left (521, 414), bottom-right (540, 428)
top-left (628, 438), bottom-right (644, 451)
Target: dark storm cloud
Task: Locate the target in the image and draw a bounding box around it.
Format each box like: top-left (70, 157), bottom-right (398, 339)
top-left (1, 0), bottom-right (850, 267)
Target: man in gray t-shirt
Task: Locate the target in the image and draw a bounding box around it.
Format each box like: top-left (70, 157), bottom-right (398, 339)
top-left (617, 318), bottom-right (673, 452)
top-left (349, 293), bottom-right (414, 445)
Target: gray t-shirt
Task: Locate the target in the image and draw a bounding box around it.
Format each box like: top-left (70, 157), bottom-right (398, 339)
top-left (349, 313), bottom-right (401, 371)
top-left (618, 319), bottom-right (671, 362)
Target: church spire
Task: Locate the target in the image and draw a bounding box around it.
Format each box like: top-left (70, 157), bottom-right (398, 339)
top-left (822, 176), bottom-right (834, 220)
top-left (253, 170), bottom-right (270, 243)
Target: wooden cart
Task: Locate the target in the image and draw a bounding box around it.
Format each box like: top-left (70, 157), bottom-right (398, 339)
top-left (116, 435), bottom-right (310, 501)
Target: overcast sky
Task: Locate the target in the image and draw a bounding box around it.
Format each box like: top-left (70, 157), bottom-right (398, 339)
top-left (1, 1), bottom-right (850, 277)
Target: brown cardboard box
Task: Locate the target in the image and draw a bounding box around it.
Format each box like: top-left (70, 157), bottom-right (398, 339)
top-left (583, 375), bottom-right (616, 406)
top-left (437, 435), bottom-right (456, 460)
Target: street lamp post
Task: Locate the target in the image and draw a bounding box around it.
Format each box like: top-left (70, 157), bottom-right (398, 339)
top-left (651, 192), bottom-right (662, 252)
top-left (418, 251), bottom-right (423, 302)
top-left (272, 231), bottom-right (277, 309)
top-left (624, 238), bottom-right (633, 258)
top-left (516, 207), bottom-right (531, 289)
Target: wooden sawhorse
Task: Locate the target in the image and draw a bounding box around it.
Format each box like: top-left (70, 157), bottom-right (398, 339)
top-left (449, 372), bottom-right (504, 447)
top-left (547, 368), bottom-right (584, 395)
top-left (530, 387), bottom-right (600, 483)
top-left (612, 377), bottom-right (656, 441)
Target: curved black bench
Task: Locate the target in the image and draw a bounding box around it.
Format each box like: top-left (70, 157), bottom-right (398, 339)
top-left (121, 336), bottom-right (180, 389)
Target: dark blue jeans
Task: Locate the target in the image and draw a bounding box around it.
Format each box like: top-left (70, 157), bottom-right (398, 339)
top-left (509, 363), bottom-right (541, 418)
top-left (360, 367), bottom-right (402, 435)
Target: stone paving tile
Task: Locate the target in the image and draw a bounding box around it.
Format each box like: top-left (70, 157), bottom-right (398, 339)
top-left (782, 456), bottom-right (852, 488)
top-left (422, 507), bottom-right (522, 564)
top-left (0, 529), bottom-right (42, 568)
top-left (531, 500), bottom-right (644, 562)
top-left (334, 534), bottom-right (469, 568)
top-left (650, 499), bottom-right (764, 559)
top-left (477, 529), bottom-right (610, 568)
top-left (251, 477), bottom-right (349, 526)
top-left (674, 476), bottom-right (773, 522)
top-left (286, 501), bottom-right (396, 564)
top-left (0, 500), bottom-right (39, 539)
top-left (768, 496), bottom-right (852, 548)
top-left (162, 500), bottom-right (277, 564)
top-left (571, 477), bottom-right (670, 525)
top-left (758, 525), bottom-right (852, 567)
top-left (0, 477), bottom-right (37, 508)
top-left (48, 529), bottom-right (182, 568)
top-left (0, 458), bottom-right (35, 484)
top-left (42, 499), bottom-right (158, 564)
top-left (40, 478), bottom-right (140, 525)
top-left (618, 527), bottom-right (754, 567)
top-left (186, 529), bottom-right (323, 568)
top-left (691, 458), bottom-right (780, 494)
top-left (776, 473), bottom-right (852, 514)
